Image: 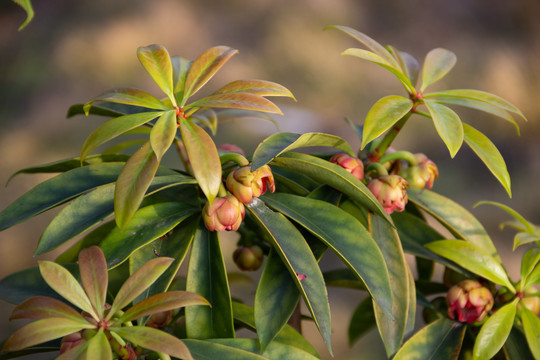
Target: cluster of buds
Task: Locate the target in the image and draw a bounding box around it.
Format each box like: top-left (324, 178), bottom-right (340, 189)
top-left (233, 245), bottom-right (264, 271)
top-left (398, 153), bottom-right (439, 190)
top-left (446, 280), bottom-right (494, 323)
top-left (367, 175), bottom-right (409, 214)
top-left (330, 153), bottom-right (364, 181)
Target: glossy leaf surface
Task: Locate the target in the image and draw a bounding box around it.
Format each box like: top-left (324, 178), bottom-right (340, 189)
top-left (420, 48), bottom-right (456, 92)
top-left (9, 296), bottom-right (85, 322)
top-left (137, 44), bottom-right (175, 102)
top-left (214, 79), bottom-right (295, 98)
top-left (521, 248), bottom-right (540, 288)
top-left (149, 110), bottom-right (177, 160)
top-left (183, 339), bottom-right (266, 360)
top-left (207, 338), bottom-right (321, 360)
top-left (423, 99), bottom-right (463, 157)
top-left (521, 305), bottom-right (540, 359)
top-left (86, 329), bottom-right (112, 360)
top-left (187, 92), bottom-right (283, 114)
top-left (84, 87), bottom-right (168, 114)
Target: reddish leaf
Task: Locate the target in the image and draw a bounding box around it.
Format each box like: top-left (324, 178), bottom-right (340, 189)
top-left (84, 87), bottom-right (168, 114)
top-left (187, 93), bottom-right (283, 115)
top-left (10, 296), bottom-right (85, 322)
top-left (214, 80), bottom-right (295, 99)
top-left (137, 44), bottom-right (175, 103)
top-left (149, 110), bottom-right (177, 160)
top-left (78, 246), bottom-right (108, 318)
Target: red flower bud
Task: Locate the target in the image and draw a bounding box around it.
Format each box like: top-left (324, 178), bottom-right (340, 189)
top-left (233, 245), bottom-right (264, 271)
top-left (226, 165), bottom-right (275, 204)
top-left (146, 310), bottom-right (172, 328)
top-left (330, 153), bottom-right (364, 181)
top-left (400, 153), bottom-right (438, 189)
top-left (367, 175), bottom-right (408, 214)
top-left (447, 280), bottom-right (494, 323)
top-left (202, 196), bottom-right (245, 231)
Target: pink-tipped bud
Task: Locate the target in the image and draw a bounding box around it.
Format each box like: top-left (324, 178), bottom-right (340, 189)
top-left (146, 310), bottom-right (172, 328)
top-left (60, 332), bottom-right (85, 354)
top-left (447, 280), bottom-right (494, 323)
top-left (233, 245), bottom-right (264, 271)
top-left (202, 196), bottom-right (245, 232)
top-left (367, 175), bottom-right (409, 214)
top-left (400, 153), bottom-right (439, 189)
top-left (226, 165), bottom-right (275, 204)
top-left (330, 153), bottom-right (364, 181)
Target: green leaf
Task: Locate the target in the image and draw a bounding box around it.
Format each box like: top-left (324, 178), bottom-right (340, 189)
top-left (463, 123), bottom-right (511, 197)
top-left (185, 222), bottom-right (235, 339)
top-left (393, 318), bottom-right (465, 360)
top-left (423, 99), bottom-right (464, 158)
top-left (13, 0), bottom-right (34, 30)
top-left (521, 248), bottom-right (540, 289)
top-left (214, 79), bottom-right (296, 99)
top-left (271, 152), bottom-right (391, 222)
top-left (149, 110), bottom-right (177, 160)
top-left (521, 305), bottom-right (540, 359)
top-left (183, 46), bottom-right (238, 103)
top-left (408, 189), bottom-right (500, 260)
top-left (0, 346), bottom-right (59, 360)
top-left (187, 93), bottom-right (283, 114)
top-left (425, 240), bottom-right (515, 292)
top-left (78, 247), bottom-right (108, 318)
top-left (0, 163), bottom-right (124, 231)
top-left (247, 198), bottom-right (333, 355)
top-left (206, 338), bottom-right (322, 360)
top-left (9, 296), bottom-right (86, 322)
top-left (262, 193), bottom-right (392, 316)
top-left (473, 299), bottom-right (518, 360)
top-left (420, 48), bottom-right (457, 92)
top-left (114, 142), bottom-right (159, 229)
top-left (514, 232), bottom-right (540, 250)
top-left (80, 111), bottom-right (163, 162)
top-left (323, 268), bottom-right (365, 290)
top-left (180, 121), bottom-right (221, 204)
top-left (348, 297), bottom-right (376, 346)
top-left (1, 318), bottom-right (93, 352)
top-left (101, 202), bottom-right (198, 268)
top-left (252, 132), bottom-right (355, 170)
top-left (254, 250), bottom-right (300, 351)
top-left (84, 88), bottom-right (169, 114)
top-left (475, 200), bottom-right (535, 234)
top-left (369, 213), bottom-right (411, 357)
top-left (107, 257), bottom-right (173, 320)
top-left (361, 95), bottom-right (413, 148)
top-left (504, 327), bottom-right (536, 360)
top-left (111, 326), bottom-right (192, 360)
top-left (86, 328), bottom-right (112, 360)
top-left (191, 110), bottom-right (218, 136)
top-left (137, 44), bottom-right (175, 103)
top-left (183, 339), bottom-right (266, 360)
top-left (527, 263), bottom-right (540, 287)
top-left (172, 56), bottom-right (192, 97)
top-left (38, 260), bottom-right (97, 319)
top-left (56, 340), bottom-right (90, 360)
top-left (271, 165), bottom-right (320, 196)
top-left (103, 139), bottom-right (147, 155)
top-left (387, 46), bottom-right (419, 87)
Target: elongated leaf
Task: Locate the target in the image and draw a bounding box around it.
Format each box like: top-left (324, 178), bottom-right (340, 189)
top-left (348, 296), bottom-right (376, 346)
top-left (247, 198), bottom-right (332, 355)
top-left (0, 163), bottom-right (124, 231)
top-left (405, 265), bottom-right (416, 335)
top-left (423, 99), bottom-right (464, 157)
top-left (172, 56), bottom-right (192, 97)
top-left (252, 132), bottom-right (355, 169)
top-left (521, 305), bottom-right (540, 359)
top-left (207, 338), bottom-right (321, 360)
top-left (214, 79), bottom-right (295, 99)
top-left (255, 249), bottom-right (300, 351)
top-left (408, 189), bottom-right (499, 260)
top-left (149, 110), bottom-right (177, 160)
top-left (393, 318), bottom-right (465, 360)
top-left (262, 193), bottom-right (392, 315)
top-left (420, 48), bottom-right (456, 92)
top-left (187, 92), bottom-right (283, 114)
top-left (111, 326), bottom-right (192, 360)
top-left (424, 89), bottom-right (527, 121)
top-left (9, 296), bottom-right (85, 322)
top-left (514, 232), bottom-right (540, 250)
top-left (526, 263), bottom-right (540, 286)
top-left (84, 88), bottom-right (168, 114)
top-left (369, 213), bottom-right (410, 357)
top-left (2, 318), bottom-right (93, 351)
top-left (361, 95), bottom-right (413, 148)
top-left (0, 346), bottom-right (59, 360)
top-left (473, 299), bottom-right (518, 360)
top-left (56, 340), bottom-right (90, 360)
top-left (425, 240), bottom-right (515, 292)
top-left (86, 328), bottom-right (112, 360)
top-left (80, 111), bottom-right (163, 161)
top-left (38, 260), bottom-right (97, 319)
top-left (103, 139), bottom-right (147, 155)
top-left (271, 152), bottom-right (391, 222)
top-left (387, 45), bottom-right (419, 87)
top-left (180, 121), bottom-right (221, 204)
top-left (114, 142), bottom-right (159, 229)
top-left (185, 222), bottom-right (234, 339)
top-left (137, 44), bottom-right (175, 102)
top-left (13, 0), bottom-right (34, 30)
top-left (475, 200), bottom-right (535, 234)
top-left (463, 123), bottom-right (511, 197)
top-left (183, 339), bottom-right (266, 360)
top-left (504, 327), bottom-right (536, 360)
top-left (101, 202), bottom-right (198, 268)
top-left (183, 46), bottom-right (238, 102)
top-left (78, 246), bottom-right (108, 318)
top-left (521, 248), bottom-right (540, 289)
top-left (107, 257), bottom-right (173, 319)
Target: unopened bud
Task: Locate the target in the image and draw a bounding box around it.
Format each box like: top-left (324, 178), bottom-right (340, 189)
top-left (447, 280), bottom-right (494, 323)
top-left (400, 153), bottom-right (438, 189)
top-left (202, 196), bottom-right (245, 232)
top-left (226, 165), bottom-right (275, 204)
top-left (367, 175), bottom-right (408, 214)
top-left (330, 153), bottom-right (364, 181)
top-left (233, 245), bottom-right (264, 271)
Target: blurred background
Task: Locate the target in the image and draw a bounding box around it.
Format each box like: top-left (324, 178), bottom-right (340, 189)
top-left (1, 0), bottom-right (539, 358)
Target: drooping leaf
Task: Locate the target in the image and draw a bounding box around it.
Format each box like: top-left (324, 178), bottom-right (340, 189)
top-left (214, 79), bottom-right (295, 99)
top-left (425, 240), bottom-right (515, 292)
top-left (183, 46), bottom-right (238, 103)
top-left (420, 48), bottom-right (457, 92)
top-left (473, 299), bottom-right (518, 360)
top-left (185, 222), bottom-right (234, 339)
top-left (187, 93), bottom-right (284, 114)
top-left (463, 123), bottom-right (511, 197)
top-left (9, 296), bottom-right (86, 322)
top-left (393, 318), bottom-right (465, 360)
top-left (514, 232), bottom-right (540, 250)
top-left (183, 339), bottom-right (266, 360)
top-left (247, 198), bottom-right (333, 355)
top-left (361, 95), bottom-right (413, 148)
top-left (111, 326), bottom-right (193, 360)
top-left (423, 99), bottom-right (464, 158)
top-left (475, 200), bottom-right (535, 234)
top-left (348, 296), bottom-right (376, 346)
top-left (137, 44), bottom-right (175, 103)
top-left (262, 193), bottom-right (392, 316)
top-left (149, 110), bottom-right (177, 160)
top-left (521, 248), bottom-right (540, 289)
top-left (252, 132), bottom-right (355, 170)
top-left (180, 120), bottom-right (221, 204)
top-left (86, 328), bottom-right (112, 360)
top-left (84, 88), bottom-right (169, 115)
top-left (521, 305), bottom-right (540, 359)
top-left (13, 0), bottom-right (34, 30)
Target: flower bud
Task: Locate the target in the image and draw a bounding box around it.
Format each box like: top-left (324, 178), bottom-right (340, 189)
top-left (60, 332), bottom-right (84, 354)
top-left (518, 287), bottom-right (540, 315)
top-left (202, 195), bottom-right (245, 231)
top-left (330, 153), bottom-right (364, 181)
top-left (367, 175), bottom-right (408, 214)
top-left (400, 153), bottom-right (438, 189)
top-left (218, 143), bottom-right (245, 156)
top-left (226, 165), bottom-right (275, 204)
top-left (146, 310), bottom-right (172, 328)
top-left (447, 280), bottom-right (494, 323)
top-left (233, 245), bottom-right (264, 271)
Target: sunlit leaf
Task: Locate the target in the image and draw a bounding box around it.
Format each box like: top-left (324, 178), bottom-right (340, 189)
top-left (171, 56), bottom-right (192, 100)
top-left (78, 246), bottom-right (108, 318)
top-left (214, 79), bottom-right (295, 99)
top-left (187, 93), bottom-right (283, 114)
top-left (149, 110), bottom-right (177, 160)
top-left (420, 48), bottom-right (456, 92)
top-left (13, 0), bottom-right (34, 30)
top-left (387, 45), bottom-right (419, 87)
top-left (137, 44), bottom-right (175, 103)
top-left (521, 248), bottom-right (540, 289)
top-left (514, 232), bottom-right (540, 250)
top-left (521, 305), bottom-right (540, 359)
top-left (475, 200), bottom-right (535, 234)
top-left (206, 338), bottom-right (321, 360)
top-left (84, 88), bottom-right (168, 114)
top-left (473, 299), bottom-right (518, 360)
top-left (348, 297), bottom-right (376, 346)
top-left (102, 140), bottom-right (146, 155)
top-left (9, 296), bottom-right (85, 322)
top-left (183, 339), bottom-right (266, 360)
top-left (86, 328), bottom-right (112, 360)
top-left (463, 123), bottom-right (511, 197)
top-left (423, 99), bottom-right (463, 158)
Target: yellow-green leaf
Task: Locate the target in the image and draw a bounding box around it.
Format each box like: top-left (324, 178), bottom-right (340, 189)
top-left (78, 246), bottom-right (108, 318)
top-left (187, 93), bottom-right (283, 114)
top-left (137, 44), bottom-right (175, 104)
top-left (213, 79), bottom-right (295, 99)
top-left (420, 48), bottom-right (456, 92)
top-left (13, 0), bottom-right (34, 30)
top-left (150, 110), bottom-right (177, 160)
top-left (83, 88), bottom-right (168, 115)
top-left (86, 328), bottom-right (112, 360)
top-left (423, 99), bottom-right (464, 158)
top-left (521, 305), bottom-right (540, 359)
top-left (9, 296), bottom-right (86, 322)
